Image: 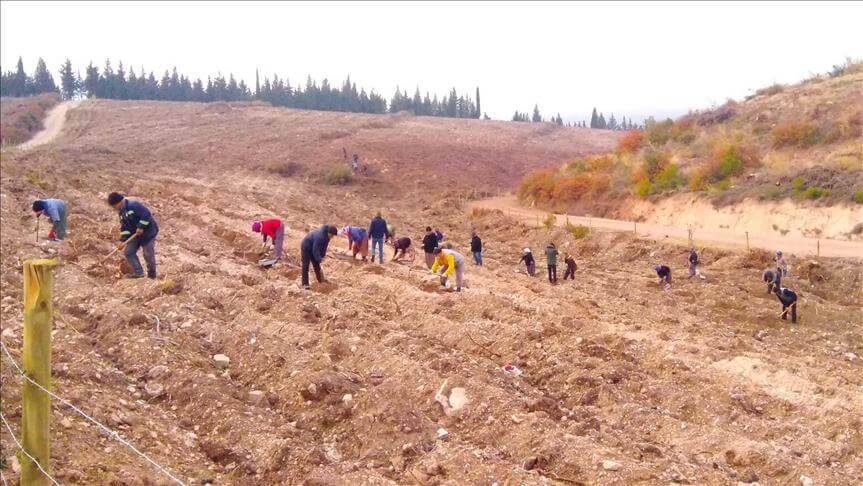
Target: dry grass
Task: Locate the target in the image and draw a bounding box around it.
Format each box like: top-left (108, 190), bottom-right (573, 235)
top-left (0, 93), bottom-right (61, 145)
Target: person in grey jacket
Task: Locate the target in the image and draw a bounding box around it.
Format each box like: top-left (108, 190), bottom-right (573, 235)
top-left (32, 198), bottom-right (68, 240)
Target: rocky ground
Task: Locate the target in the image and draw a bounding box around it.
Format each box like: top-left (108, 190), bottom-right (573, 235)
top-left (1, 101), bottom-right (861, 485)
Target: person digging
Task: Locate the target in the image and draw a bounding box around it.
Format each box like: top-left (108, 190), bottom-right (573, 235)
top-left (774, 285), bottom-right (798, 324)
top-left (391, 236), bottom-right (413, 262)
top-left (300, 225), bottom-right (338, 289)
top-left (252, 218), bottom-right (284, 265)
top-left (431, 246), bottom-right (465, 292)
top-left (108, 192), bottom-right (159, 279)
top-left (654, 264), bottom-right (672, 290)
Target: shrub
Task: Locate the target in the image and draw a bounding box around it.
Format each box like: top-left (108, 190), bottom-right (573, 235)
top-left (634, 177), bottom-right (652, 197)
top-left (652, 163), bottom-right (685, 192)
top-left (755, 83), bottom-right (784, 97)
top-left (772, 121), bottom-right (819, 147)
top-left (762, 186), bottom-right (783, 200)
top-left (854, 190), bottom-right (863, 204)
top-left (642, 148), bottom-right (670, 180)
top-left (321, 163), bottom-right (353, 185)
top-left (645, 118), bottom-right (674, 145)
top-left (543, 213), bottom-right (557, 230)
top-left (266, 161), bottom-right (301, 177)
top-left (616, 129), bottom-right (644, 153)
top-left (802, 186), bottom-right (829, 199)
top-left (517, 169), bottom-right (556, 203)
top-left (566, 222), bottom-right (590, 239)
top-left (791, 176), bottom-right (806, 192)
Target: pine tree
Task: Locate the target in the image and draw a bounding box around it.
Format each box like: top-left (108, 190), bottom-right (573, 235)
top-left (598, 113), bottom-right (607, 129)
top-left (255, 69), bottom-right (260, 98)
top-left (589, 108), bottom-right (598, 128)
top-left (475, 87), bottom-right (481, 118)
top-left (59, 59), bottom-right (77, 99)
top-left (608, 113), bottom-right (617, 130)
top-left (31, 58), bottom-right (56, 94)
top-left (532, 104), bottom-right (542, 122)
top-left (83, 62), bottom-right (100, 98)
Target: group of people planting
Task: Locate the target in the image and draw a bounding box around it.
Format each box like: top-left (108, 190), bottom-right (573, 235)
top-left (30, 195), bottom-right (800, 323)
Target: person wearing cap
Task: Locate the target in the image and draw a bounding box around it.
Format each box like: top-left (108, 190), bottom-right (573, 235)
top-left (32, 198), bottom-right (68, 241)
top-left (422, 226), bottom-right (439, 269)
top-left (368, 212), bottom-right (389, 264)
top-left (774, 286), bottom-right (798, 323)
top-left (391, 236), bottom-right (412, 262)
top-left (563, 253), bottom-right (577, 280)
top-left (545, 242), bottom-right (558, 283)
top-left (775, 251), bottom-right (788, 277)
top-left (519, 248), bottom-right (536, 276)
top-left (431, 246), bottom-right (465, 291)
top-left (342, 225), bottom-right (369, 261)
top-left (654, 264), bottom-right (672, 289)
top-left (251, 218), bottom-right (284, 259)
top-left (763, 267), bottom-right (781, 293)
top-left (107, 192), bottom-right (159, 279)
top-left (300, 225), bottom-right (338, 289)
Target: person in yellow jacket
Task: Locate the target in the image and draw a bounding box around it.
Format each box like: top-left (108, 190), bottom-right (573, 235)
top-left (431, 246), bottom-right (465, 292)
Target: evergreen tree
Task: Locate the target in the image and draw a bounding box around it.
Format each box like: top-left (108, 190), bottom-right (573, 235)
top-left (589, 108), bottom-right (599, 128)
top-left (59, 59), bottom-right (77, 99)
top-left (532, 104), bottom-right (542, 122)
top-left (83, 62), bottom-right (100, 98)
top-left (598, 113), bottom-right (607, 129)
top-left (608, 113), bottom-right (617, 130)
top-left (475, 87), bottom-right (481, 118)
top-left (32, 58), bottom-right (57, 94)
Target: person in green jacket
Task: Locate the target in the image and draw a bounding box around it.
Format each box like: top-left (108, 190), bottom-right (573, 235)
top-left (545, 242), bottom-right (558, 283)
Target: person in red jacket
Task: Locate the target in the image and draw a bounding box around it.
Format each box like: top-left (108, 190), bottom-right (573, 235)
top-left (252, 218), bottom-right (284, 259)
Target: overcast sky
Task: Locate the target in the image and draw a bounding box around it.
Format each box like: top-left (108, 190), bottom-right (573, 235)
top-left (2, 1), bottom-right (861, 122)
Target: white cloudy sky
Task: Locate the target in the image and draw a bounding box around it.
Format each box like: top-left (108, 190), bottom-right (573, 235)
top-left (2, 1), bottom-right (861, 122)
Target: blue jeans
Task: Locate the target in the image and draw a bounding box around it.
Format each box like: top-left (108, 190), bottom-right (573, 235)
top-left (124, 237), bottom-right (157, 278)
top-left (473, 251), bottom-right (482, 265)
top-left (371, 237), bottom-right (384, 263)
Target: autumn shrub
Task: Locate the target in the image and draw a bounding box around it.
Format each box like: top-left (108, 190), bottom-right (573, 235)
top-left (517, 169), bottom-right (556, 203)
top-left (565, 222), bottom-right (590, 239)
top-left (772, 121), bottom-right (820, 147)
top-left (616, 129), bottom-right (644, 153)
top-left (755, 84), bottom-right (784, 96)
top-left (266, 161), bottom-right (301, 177)
top-left (543, 213), bottom-right (557, 230)
top-left (645, 118), bottom-right (674, 145)
top-left (643, 148), bottom-right (670, 180)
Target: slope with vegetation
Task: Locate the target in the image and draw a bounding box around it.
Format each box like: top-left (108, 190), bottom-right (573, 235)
top-left (519, 59), bottom-right (863, 212)
top-left (0, 92), bottom-right (60, 145)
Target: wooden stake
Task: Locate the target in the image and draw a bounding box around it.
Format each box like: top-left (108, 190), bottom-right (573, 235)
top-left (21, 258), bottom-right (57, 486)
top-left (817, 239), bottom-right (820, 258)
top-left (745, 231), bottom-right (750, 252)
top-left (35, 218), bottom-right (40, 244)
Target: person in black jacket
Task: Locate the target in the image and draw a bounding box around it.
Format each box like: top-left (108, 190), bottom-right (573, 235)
top-left (368, 212), bottom-right (389, 264)
top-left (107, 192), bottom-right (159, 279)
top-left (774, 286), bottom-right (798, 323)
top-left (470, 231), bottom-right (483, 265)
top-left (563, 254), bottom-right (577, 280)
top-left (422, 226), bottom-right (438, 269)
top-left (655, 264), bottom-right (672, 289)
top-left (519, 248), bottom-right (536, 276)
top-left (763, 268), bottom-right (781, 293)
top-left (688, 248), bottom-right (699, 278)
top-left (300, 225), bottom-right (338, 289)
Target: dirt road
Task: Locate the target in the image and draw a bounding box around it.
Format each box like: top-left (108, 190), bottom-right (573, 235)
top-left (18, 99), bottom-right (80, 149)
top-left (472, 195), bottom-right (863, 259)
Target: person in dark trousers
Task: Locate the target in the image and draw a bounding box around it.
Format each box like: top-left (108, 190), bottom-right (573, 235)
top-left (434, 228), bottom-right (444, 242)
top-left (422, 226), bottom-right (439, 269)
top-left (775, 250), bottom-right (788, 277)
top-left (470, 231), bottom-right (483, 265)
top-left (300, 225), bottom-right (338, 289)
top-left (519, 248), bottom-right (536, 276)
top-left (763, 268), bottom-right (781, 294)
top-left (654, 264), bottom-right (672, 289)
top-left (391, 236), bottom-right (412, 262)
top-left (774, 286), bottom-right (798, 323)
top-left (368, 212), bottom-right (389, 264)
top-left (545, 242), bottom-right (558, 283)
top-left (688, 248), bottom-right (699, 278)
top-left (563, 253), bottom-right (577, 280)
top-left (252, 218), bottom-right (284, 259)
top-left (108, 192), bottom-right (159, 279)
top-left (32, 198), bottom-right (68, 240)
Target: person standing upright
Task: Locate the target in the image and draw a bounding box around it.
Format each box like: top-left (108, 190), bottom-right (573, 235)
top-left (368, 212), bottom-right (389, 264)
top-left (470, 231), bottom-right (483, 265)
top-left (422, 226), bottom-right (439, 269)
top-left (545, 242), bottom-right (558, 283)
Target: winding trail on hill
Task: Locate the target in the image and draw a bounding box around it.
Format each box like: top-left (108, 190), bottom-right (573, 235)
top-left (471, 195), bottom-right (863, 259)
top-left (19, 100), bottom-right (81, 150)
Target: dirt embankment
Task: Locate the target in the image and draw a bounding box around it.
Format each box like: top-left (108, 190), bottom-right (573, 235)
top-left (0, 93), bottom-right (61, 145)
top-left (1, 100), bottom-right (861, 485)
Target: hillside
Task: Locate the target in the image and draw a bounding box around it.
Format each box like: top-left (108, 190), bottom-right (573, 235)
top-left (0, 93), bottom-right (60, 145)
top-left (518, 60), bottom-right (863, 218)
top-left (0, 100), bottom-right (861, 485)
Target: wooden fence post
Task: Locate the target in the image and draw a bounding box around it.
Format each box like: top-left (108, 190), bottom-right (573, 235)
top-left (21, 258), bottom-right (57, 486)
top-left (745, 231), bottom-right (750, 252)
top-left (817, 239), bottom-right (820, 258)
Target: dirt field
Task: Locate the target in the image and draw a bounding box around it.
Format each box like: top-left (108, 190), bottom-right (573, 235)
top-left (1, 101), bottom-right (861, 485)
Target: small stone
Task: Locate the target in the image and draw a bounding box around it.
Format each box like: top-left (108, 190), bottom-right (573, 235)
top-left (436, 427), bottom-right (449, 440)
top-left (248, 390), bottom-right (265, 406)
top-left (213, 354), bottom-right (230, 370)
top-left (144, 382), bottom-right (165, 398)
top-left (844, 352), bottom-right (857, 362)
top-left (147, 365), bottom-right (169, 379)
top-left (448, 387), bottom-right (469, 412)
top-left (800, 475), bottom-right (814, 486)
top-left (602, 460), bottom-right (622, 471)
top-left (342, 393), bottom-right (353, 404)
top-left (742, 470), bottom-right (759, 483)
top-left (60, 417), bottom-right (73, 429)
top-left (523, 456), bottom-right (538, 470)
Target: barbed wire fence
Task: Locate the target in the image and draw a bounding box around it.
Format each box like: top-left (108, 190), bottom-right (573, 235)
top-left (0, 340), bottom-right (187, 485)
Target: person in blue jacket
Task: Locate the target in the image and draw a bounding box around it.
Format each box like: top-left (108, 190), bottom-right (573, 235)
top-left (368, 212), bottom-right (389, 264)
top-left (301, 225), bottom-right (338, 289)
top-left (107, 192), bottom-right (159, 279)
top-left (774, 286), bottom-right (798, 323)
top-left (32, 198), bottom-right (68, 240)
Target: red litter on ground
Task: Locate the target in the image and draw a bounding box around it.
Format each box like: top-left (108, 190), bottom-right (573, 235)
top-left (503, 364), bottom-right (523, 375)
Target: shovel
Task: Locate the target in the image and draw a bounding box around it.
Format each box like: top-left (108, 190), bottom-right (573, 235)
top-left (99, 233), bottom-right (139, 265)
top-left (35, 217), bottom-right (40, 244)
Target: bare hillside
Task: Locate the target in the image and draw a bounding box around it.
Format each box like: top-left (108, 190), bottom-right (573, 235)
top-left (0, 101), bottom-right (861, 485)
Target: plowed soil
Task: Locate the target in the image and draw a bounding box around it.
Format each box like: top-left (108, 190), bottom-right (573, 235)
top-left (1, 100), bottom-right (861, 485)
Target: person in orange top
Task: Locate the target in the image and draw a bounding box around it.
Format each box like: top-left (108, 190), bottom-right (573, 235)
top-left (252, 218), bottom-right (285, 259)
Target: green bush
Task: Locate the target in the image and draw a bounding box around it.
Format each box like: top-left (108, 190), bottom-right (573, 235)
top-left (762, 186), bottom-right (783, 200)
top-left (717, 150), bottom-right (742, 180)
top-left (566, 222), bottom-right (590, 239)
top-left (791, 176), bottom-right (806, 192)
top-left (854, 190), bottom-right (863, 204)
top-left (634, 178), bottom-right (652, 197)
top-left (321, 163), bottom-right (353, 185)
top-left (543, 213), bottom-right (557, 230)
top-left (653, 163), bottom-right (685, 191)
top-left (802, 186), bottom-right (829, 199)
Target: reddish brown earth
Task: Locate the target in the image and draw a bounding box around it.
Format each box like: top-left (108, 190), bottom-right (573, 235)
top-left (0, 100), bottom-right (861, 485)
